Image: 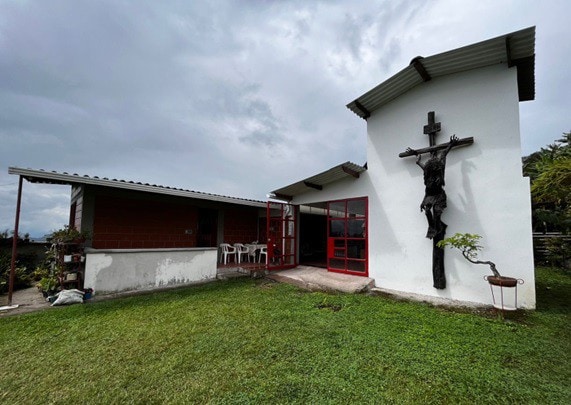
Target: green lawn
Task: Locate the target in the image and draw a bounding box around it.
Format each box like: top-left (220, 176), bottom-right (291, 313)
top-left (1, 267), bottom-right (569, 404)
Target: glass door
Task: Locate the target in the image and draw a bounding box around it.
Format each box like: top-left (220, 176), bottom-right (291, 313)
top-left (327, 198), bottom-right (368, 276)
top-left (266, 202), bottom-right (297, 270)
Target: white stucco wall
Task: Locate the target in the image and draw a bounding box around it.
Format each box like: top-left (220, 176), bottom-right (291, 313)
top-left (84, 247), bottom-right (218, 294)
top-left (294, 64), bottom-right (535, 308)
top-left (367, 64), bottom-right (535, 308)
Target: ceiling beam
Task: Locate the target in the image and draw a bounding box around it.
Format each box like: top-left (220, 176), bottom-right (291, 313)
top-left (506, 36), bottom-right (514, 67)
top-left (411, 57), bottom-right (431, 82)
top-left (353, 100), bottom-right (371, 119)
top-left (342, 165), bottom-right (361, 178)
top-left (272, 193), bottom-right (293, 202)
top-left (303, 181), bottom-right (323, 191)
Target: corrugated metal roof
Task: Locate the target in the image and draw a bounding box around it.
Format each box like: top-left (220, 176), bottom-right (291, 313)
top-left (270, 162), bottom-right (367, 200)
top-left (347, 26), bottom-right (535, 119)
top-left (8, 167), bottom-right (266, 208)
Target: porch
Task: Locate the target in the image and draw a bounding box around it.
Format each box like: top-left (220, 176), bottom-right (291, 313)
top-left (216, 262), bottom-right (374, 293)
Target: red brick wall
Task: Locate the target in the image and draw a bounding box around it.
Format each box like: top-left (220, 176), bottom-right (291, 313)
top-left (223, 207), bottom-right (259, 245)
top-left (92, 194), bottom-right (198, 249)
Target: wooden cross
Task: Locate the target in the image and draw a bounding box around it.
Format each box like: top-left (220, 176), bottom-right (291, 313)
top-left (424, 111), bottom-right (440, 147)
top-left (399, 111), bottom-right (473, 158)
top-left (399, 111), bottom-right (475, 289)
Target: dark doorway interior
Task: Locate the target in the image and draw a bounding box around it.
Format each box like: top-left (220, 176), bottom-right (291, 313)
top-left (197, 208), bottom-right (218, 247)
top-left (299, 213), bottom-right (327, 268)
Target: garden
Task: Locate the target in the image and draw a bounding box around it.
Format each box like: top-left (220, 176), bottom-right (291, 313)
top-left (0, 266), bottom-right (569, 403)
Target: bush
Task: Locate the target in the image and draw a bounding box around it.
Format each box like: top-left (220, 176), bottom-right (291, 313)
top-left (0, 251), bottom-right (34, 294)
top-left (0, 248), bottom-right (42, 294)
top-left (545, 237), bottom-right (571, 269)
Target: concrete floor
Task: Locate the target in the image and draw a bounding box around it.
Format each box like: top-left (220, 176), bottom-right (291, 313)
top-left (0, 286), bottom-right (51, 317)
top-left (266, 266), bottom-right (374, 293)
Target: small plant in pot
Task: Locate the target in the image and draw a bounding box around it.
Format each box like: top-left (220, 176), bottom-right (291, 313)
top-left (36, 276), bottom-right (59, 297)
top-left (437, 233), bottom-right (518, 287)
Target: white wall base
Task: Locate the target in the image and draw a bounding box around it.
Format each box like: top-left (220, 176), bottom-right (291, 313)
top-left (84, 247), bottom-right (218, 294)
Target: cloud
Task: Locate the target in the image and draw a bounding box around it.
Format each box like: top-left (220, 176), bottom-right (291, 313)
top-left (0, 0), bottom-right (570, 236)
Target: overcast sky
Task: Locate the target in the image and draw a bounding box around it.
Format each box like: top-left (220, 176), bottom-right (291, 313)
top-left (1, 0), bottom-right (569, 237)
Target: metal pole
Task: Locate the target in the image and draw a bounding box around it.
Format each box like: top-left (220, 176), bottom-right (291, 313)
top-left (8, 176), bottom-right (23, 306)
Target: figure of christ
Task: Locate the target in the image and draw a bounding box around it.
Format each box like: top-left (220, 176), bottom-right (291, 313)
top-left (407, 135), bottom-right (459, 239)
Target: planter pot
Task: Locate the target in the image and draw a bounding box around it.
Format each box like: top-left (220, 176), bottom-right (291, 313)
top-left (486, 276), bottom-right (518, 287)
top-left (484, 275), bottom-right (524, 312)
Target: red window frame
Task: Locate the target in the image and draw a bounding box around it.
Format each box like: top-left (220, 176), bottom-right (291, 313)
top-left (327, 197), bottom-right (368, 277)
top-left (266, 201), bottom-right (297, 270)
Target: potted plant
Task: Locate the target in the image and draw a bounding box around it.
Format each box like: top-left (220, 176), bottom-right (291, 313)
top-left (47, 226), bottom-right (90, 245)
top-left (37, 275), bottom-right (59, 297)
top-left (437, 233), bottom-right (518, 287)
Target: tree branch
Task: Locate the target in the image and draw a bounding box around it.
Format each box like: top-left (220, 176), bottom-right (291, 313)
top-left (461, 251), bottom-right (501, 277)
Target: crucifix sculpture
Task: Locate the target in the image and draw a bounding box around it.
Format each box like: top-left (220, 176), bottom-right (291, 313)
top-left (399, 111), bottom-right (474, 289)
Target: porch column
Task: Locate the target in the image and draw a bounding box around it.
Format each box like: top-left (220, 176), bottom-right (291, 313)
top-left (8, 176), bottom-right (23, 306)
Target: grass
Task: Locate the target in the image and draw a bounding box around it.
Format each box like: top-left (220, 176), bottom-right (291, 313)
top-left (1, 267), bottom-right (569, 404)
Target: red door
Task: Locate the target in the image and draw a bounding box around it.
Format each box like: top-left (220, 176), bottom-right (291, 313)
top-left (266, 201), bottom-right (297, 270)
top-left (327, 198), bottom-right (368, 276)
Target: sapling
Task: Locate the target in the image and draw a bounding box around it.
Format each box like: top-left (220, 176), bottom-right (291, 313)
top-left (437, 233), bottom-right (501, 277)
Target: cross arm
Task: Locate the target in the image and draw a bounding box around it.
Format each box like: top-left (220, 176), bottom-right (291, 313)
top-left (399, 137), bottom-right (474, 158)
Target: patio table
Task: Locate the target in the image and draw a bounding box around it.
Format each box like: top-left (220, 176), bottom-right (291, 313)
top-left (245, 243), bottom-right (267, 261)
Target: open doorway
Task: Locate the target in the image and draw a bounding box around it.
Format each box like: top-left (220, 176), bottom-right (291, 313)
top-left (197, 208), bottom-right (218, 247)
top-left (299, 212), bottom-right (327, 268)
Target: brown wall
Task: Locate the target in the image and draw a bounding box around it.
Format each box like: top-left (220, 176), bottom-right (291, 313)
top-left (92, 194), bottom-right (198, 249)
top-left (222, 207), bottom-right (260, 245)
top-left (85, 186), bottom-right (262, 250)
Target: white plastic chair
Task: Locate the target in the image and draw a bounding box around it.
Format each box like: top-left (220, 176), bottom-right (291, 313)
top-left (220, 243), bottom-right (237, 265)
top-left (258, 246), bottom-right (268, 264)
top-left (234, 243), bottom-right (249, 263)
top-left (246, 244), bottom-right (257, 262)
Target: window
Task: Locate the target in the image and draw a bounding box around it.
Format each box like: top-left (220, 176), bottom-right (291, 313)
top-left (327, 197), bottom-right (367, 276)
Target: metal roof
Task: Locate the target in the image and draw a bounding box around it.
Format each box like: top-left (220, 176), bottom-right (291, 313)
top-left (347, 26), bottom-right (536, 119)
top-left (270, 162), bottom-right (367, 201)
top-left (8, 167), bottom-right (266, 208)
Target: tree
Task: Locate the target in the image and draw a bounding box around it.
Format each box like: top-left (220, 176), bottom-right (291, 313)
top-left (437, 233), bottom-right (501, 277)
top-left (523, 131), bottom-right (570, 234)
top-left (523, 131), bottom-right (570, 268)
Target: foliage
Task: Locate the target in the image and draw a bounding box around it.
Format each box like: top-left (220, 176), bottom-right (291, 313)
top-left (437, 233), bottom-right (482, 260)
top-left (523, 131), bottom-right (571, 234)
top-left (1, 272), bottom-right (570, 403)
top-left (545, 237), bottom-right (571, 269)
top-left (437, 233), bottom-right (501, 277)
top-left (32, 262), bottom-right (59, 295)
top-left (35, 276), bottom-right (59, 295)
top-left (0, 251), bottom-right (33, 294)
top-left (47, 225), bottom-right (90, 244)
top-left (0, 230), bottom-right (31, 247)
top-left (531, 158), bottom-right (571, 205)
top-left (32, 245), bottom-right (60, 294)
top-left (0, 226), bottom-right (81, 295)
top-left (0, 229), bottom-right (44, 294)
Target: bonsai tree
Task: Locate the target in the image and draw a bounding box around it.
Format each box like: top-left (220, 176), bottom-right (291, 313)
top-left (437, 233), bottom-right (501, 277)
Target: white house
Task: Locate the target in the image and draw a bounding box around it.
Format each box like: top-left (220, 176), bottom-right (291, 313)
top-left (270, 27), bottom-right (536, 309)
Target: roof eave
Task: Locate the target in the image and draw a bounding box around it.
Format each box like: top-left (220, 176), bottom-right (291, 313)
top-left (270, 161), bottom-right (367, 200)
top-left (347, 26), bottom-right (536, 119)
top-left (8, 167), bottom-right (266, 208)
